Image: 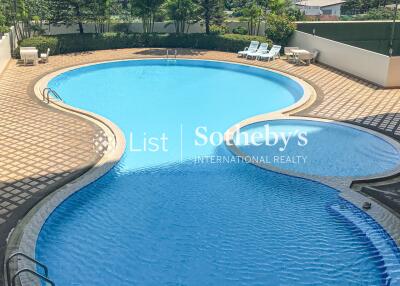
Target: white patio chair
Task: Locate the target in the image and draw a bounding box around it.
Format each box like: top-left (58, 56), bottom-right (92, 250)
top-left (246, 43), bottom-right (269, 59)
top-left (40, 48), bottom-right (50, 63)
top-left (257, 45), bottom-right (282, 61)
top-left (284, 47), bottom-right (298, 62)
top-left (311, 49), bottom-right (319, 63)
top-left (238, 41), bottom-right (259, 57)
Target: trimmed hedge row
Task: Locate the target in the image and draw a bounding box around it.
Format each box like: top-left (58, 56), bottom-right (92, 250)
top-left (19, 33), bottom-right (271, 56)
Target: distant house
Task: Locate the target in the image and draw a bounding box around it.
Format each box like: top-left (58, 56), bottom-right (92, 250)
top-left (295, 0), bottom-right (345, 17)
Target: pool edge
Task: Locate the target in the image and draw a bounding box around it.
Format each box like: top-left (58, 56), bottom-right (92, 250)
top-left (7, 58), bottom-right (399, 285)
top-left (4, 64), bottom-right (127, 286)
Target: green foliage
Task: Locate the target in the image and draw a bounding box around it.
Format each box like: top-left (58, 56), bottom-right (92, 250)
top-left (130, 0), bottom-right (165, 33)
top-left (232, 25), bottom-right (247, 34)
top-left (196, 0), bottom-right (225, 34)
top-left (349, 7), bottom-right (399, 20)
top-left (113, 23), bottom-right (131, 33)
top-left (0, 26), bottom-right (8, 34)
top-left (265, 13), bottom-right (295, 46)
top-left (163, 0), bottom-right (201, 33)
top-left (19, 33), bottom-right (270, 55)
top-left (0, 5), bottom-right (6, 27)
top-left (209, 24), bottom-right (228, 34)
top-left (240, 3), bottom-right (264, 35)
top-left (341, 0), bottom-right (396, 15)
top-left (18, 35), bottom-right (58, 54)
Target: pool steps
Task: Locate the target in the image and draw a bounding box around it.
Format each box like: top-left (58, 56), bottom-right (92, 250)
top-left (330, 202), bottom-right (400, 285)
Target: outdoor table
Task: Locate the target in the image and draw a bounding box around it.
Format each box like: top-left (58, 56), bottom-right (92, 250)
top-left (292, 49), bottom-right (313, 65)
top-left (20, 49), bottom-right (39, 66)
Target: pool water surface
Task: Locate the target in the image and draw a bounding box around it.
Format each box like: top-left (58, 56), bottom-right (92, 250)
top-left (35, 60), bottom-right (400, 285)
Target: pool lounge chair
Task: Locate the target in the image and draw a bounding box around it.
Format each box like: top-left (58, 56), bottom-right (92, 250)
top-left (258, 45), bottom-right (282, 61)
top-left (246, 43), bottom-right (269, 59)
top-left (238, 41), bottom-right (259, 57)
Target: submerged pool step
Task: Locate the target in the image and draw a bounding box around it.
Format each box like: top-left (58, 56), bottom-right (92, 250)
top-left (330, 202), bottom-right (400, 285)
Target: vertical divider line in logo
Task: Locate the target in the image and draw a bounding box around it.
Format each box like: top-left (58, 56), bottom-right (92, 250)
top-left (180, 124), bottom-right (183, 162)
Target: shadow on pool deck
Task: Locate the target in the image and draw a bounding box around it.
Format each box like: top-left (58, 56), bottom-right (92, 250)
top-left (330, 113), bottom-right (400, 219)
top-left (132, 48), bottom-right (207, 56)
top-left (0, 165), bottom-right (94, 286)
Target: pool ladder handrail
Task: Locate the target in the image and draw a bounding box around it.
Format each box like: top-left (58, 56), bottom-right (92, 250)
top-left (166, 49), bottom-right (177, 59)
top-left (11, 269), bottom-right (55, 286)
top-left (42, 87), bottom-right (63, 103)
top-left (6, 252), bottom-right (54, 286)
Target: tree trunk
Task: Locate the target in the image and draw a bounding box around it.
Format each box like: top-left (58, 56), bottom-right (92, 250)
top-left (78, 22), bottom-right (84, 34)
top-left (204, 0), bottom-right (210, 34)
top-left (74, 4), bottom-right (84, 34)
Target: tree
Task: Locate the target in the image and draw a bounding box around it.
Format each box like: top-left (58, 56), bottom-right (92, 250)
top-left (164, 0), bottom-right (200, 33)
top-left (265, 13), bottom-right (295, 46)
top-left (48, 0), bottom-right (94, 34)
top-left (89, 0), bottom-right (122, 33)
top-left (197, 0), bottom-right (224, 34)
top-left (130, 0), bottom-right (165, 33)
top-left (240, 3), bottom-right (263, 35)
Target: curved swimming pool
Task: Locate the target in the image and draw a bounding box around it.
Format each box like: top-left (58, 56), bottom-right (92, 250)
top-left (36, 60), bottom-right (400, 285)
top-left (236, 119), bottom-right (400, 178)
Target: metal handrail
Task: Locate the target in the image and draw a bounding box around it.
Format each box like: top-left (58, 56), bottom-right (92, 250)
top-left (42, 88), bottom-right (63, 103)
top-left (12, 269), bottom-right (55, 286)
top-left (6, 252), bottom-right (49, 286)
top-left (166, 49), bottom-right (177, 59)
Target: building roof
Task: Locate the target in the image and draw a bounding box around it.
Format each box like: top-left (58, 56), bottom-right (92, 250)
top-left (296, 0), bottom-right (345, 7)
top-left (385, 4), bottom-right (400, 9)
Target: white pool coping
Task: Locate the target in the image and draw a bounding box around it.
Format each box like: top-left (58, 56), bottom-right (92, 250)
top-left (5, 58), bottom-right (400, 286)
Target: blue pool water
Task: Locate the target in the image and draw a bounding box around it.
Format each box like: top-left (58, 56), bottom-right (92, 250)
top-left (36, 60), bottom-right (400, 285)
top-left (236, 119), bottom-right (400, 177)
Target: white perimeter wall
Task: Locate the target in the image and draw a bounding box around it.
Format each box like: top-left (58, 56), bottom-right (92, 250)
top-left (289, 30), bottom-right (400, 87)
top-left (0, 27), bottom-right (15, 75)
top-left (42, 21), bottom-right (266, 36)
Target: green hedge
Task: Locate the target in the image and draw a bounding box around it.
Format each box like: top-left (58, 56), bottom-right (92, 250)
top-left (18, 33), bottom-right (271, 56)
top-left (297, 22), bottom-right (400, 56)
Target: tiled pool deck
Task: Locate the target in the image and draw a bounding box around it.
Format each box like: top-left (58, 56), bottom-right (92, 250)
top-left (1, 48), bottom-right (400, 282)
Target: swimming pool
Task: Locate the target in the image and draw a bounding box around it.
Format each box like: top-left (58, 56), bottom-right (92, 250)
top-left (35, 60), bottom-right (400, 285)
top-left (235, 119), bottom-right (400, 178)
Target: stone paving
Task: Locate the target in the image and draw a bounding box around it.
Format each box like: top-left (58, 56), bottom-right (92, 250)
top-left (1, 48), bottom-right (400, 284)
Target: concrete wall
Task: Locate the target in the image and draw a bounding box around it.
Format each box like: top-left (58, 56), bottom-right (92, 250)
top-left (289, 30), bottom-right (400, 87)
top-left (321, 4), bottom-right (342, 17)
top-left (44, 22), bottom-right (204, 35)
top-left (0, 27), bottom-right (15, 75)
top-left (297, 4), bottom-right (342, 16)
top-left (42, 21), bottom-right (266, 36)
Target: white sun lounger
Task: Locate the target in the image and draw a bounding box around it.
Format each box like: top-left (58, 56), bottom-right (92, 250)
top-left (258, 45), bottom-right (282, 61)
top-left (246, 43), bottom-right (269, 59)
top-left (238, 41), bottom-right (259, 57)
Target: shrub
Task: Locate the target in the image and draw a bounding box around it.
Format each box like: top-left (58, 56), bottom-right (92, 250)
top-left (265, 14), bottom-right (296, 46)
top-left (113, 23), bottom-right (131, 33)
top-left (232, 26), bottom-right (248, 35)
top-left (209, 24), bottom-right (229, 35)
top-left (18, 33), bottom-right (270, 56)
top-left (0, 26), bottom-right (9, 35)
top-left (18, 36), bottom-right (59, 55)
